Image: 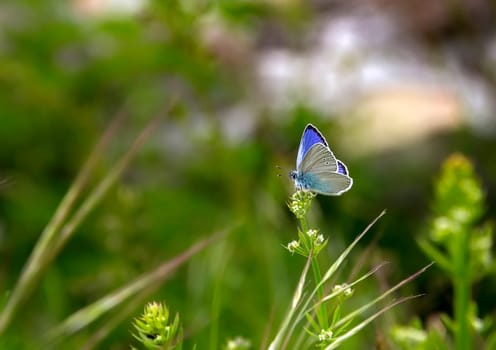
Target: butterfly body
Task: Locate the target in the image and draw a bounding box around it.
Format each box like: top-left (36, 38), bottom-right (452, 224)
top-left (291, 124), bottom-right (352, 196)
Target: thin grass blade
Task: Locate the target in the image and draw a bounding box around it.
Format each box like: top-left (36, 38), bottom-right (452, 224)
top-left (268, 252), bottom-right (313, 350)
top-left (418, 239), bottom-right (451, 273)
top-left (282, 212), bottom-right (386, 349)
top-left (325, 295), bottom-right (423, 350)
top-left (44, 231), bottom-right (225, 346)
top-left (52, 116), bottom-right (161, 256)
top-left (302, 262), bottom-right (389, 320)
top-left (319, 210), bottom-right (386, 287)
top-left (334, 262), bottom-right (434, 329)
top-left (0, 113), bottom-right (125, 334)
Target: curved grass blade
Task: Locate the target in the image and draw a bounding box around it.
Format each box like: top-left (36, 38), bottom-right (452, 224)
top-left (324, 295), bottom-right (424, 350)
top-left (45, 230), bottom-right (226, 346)
top-left (334, 262), bottom-right (434, 329)
top-left (0, 112), bottom-right (125, 334)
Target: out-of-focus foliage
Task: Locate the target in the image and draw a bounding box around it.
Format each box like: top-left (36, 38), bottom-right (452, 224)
top-left (393, 154), bottom-right (495, 349)
top-left (391, 318), bottom-right (449, 350)
top-left (0, 1), bottom-right (304, 348)
top-left (1, 0), bottom-right (496, 349)
top-left (422, 154), bottom-right (492, 278)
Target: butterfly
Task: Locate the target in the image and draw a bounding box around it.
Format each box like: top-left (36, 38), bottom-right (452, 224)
top-left (290, 124), bottom-right (353, 195)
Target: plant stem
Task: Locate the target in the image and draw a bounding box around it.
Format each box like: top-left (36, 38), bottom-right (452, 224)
top-left (310, 258), bottom-right (327, 328)
top-left (299, 216), bottom-right (309, 241)
top-left (299, 216), bottom-right (327, 329)
top-left (454, 227), bottom-right (470, 350)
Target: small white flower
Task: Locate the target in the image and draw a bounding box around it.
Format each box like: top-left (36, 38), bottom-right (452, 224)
top-left (287, 240), bottom-right (300, 253)
top-left (333, 283), bottom-right (353, 297)
top-left (315, 234), bottom-right (325, 245)
top-left (307, 229), bottom-right (318, 238)
top-left (226, 336), bottom-right (251, 349)
top-left (318, 328), bottom-right (333, 342)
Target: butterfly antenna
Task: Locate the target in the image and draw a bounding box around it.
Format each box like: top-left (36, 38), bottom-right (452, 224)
top-left (275, 165), bottom-right (282, 177)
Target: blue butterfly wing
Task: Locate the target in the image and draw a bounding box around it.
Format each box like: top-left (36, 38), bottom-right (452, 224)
top-left (298, 143), bottom-right (352, 196)
top-left (337, 160), bottom-right (348, 175)
top-left (296, 124), bottom-right (329, 168)
top-left (299, 143), bottom-right (337, 173)
top-left (302, 172), bottom-right (353, 196)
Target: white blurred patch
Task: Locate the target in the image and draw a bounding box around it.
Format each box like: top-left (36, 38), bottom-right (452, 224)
top-left (255, 10), bottom-right (496, 154)
top-left (73, 0), bottom-right (146, 17)
top-left (220, 105), bottom-right (258, 145)
top-left (341, 87), bottom-right (462, 155)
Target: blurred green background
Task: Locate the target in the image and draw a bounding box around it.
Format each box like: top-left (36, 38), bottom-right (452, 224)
top-left (1, 0), bottom-right (496, 349)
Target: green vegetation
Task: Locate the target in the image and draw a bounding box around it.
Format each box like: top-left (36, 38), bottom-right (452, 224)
top-left (132, 301), bottom-right (182, 350)
top-left (1, 1), bottom-right (496, 349)
top-left (393, 154), bottom-right (495, 350)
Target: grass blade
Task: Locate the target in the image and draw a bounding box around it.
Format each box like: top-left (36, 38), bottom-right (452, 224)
top-left (45, 230), bottom-right (225, 346)
top-left (52, 116), bottom-right (160, 255)
top-left (303, 262), bottom-right (389, 319)
top-left (334, 262), bottom-right (433, 329)
top-left (319, 210), bottom-right (386, 287)
top-left (325, 295), bottom-right (424, 350)
top-left (280, 211), bottom-right (386, 349)
top-left (268, 253), bottom-right (313, 350)
top-left (0, 113), bottom-right (125, 334)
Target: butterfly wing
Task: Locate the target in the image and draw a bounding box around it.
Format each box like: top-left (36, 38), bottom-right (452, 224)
top-left (296, 124), bottom-right (330, 168)
top-left (337, 160), bottom-right (349, 175)
top-left (298, 143), bottom-right (352, 195)
top-left (305, 171), bottom-right (353, 196)
top-left (299, 143), bottom-right (338, 173)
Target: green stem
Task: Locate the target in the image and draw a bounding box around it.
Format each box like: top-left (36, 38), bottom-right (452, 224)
top-left (299, 216), bottom-right (327, 329)
top-left (300, 216), bottom-right (309, 239)
top-left (454, 227), bottom-right (470, 350)
top-left (311, 257), bottom-right (327, 328)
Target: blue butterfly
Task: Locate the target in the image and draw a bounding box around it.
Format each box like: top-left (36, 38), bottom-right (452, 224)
top-left (290, 124), bottom-right (353, 195)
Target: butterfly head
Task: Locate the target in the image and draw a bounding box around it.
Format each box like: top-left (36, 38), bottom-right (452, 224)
top-left (289, 170), bottom-right (297, 180)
